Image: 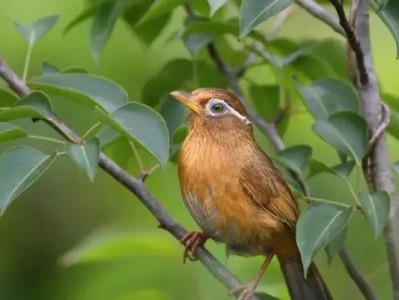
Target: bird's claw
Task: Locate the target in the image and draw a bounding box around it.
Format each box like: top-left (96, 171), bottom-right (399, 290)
top-left (181, 231), bottom-right (208, 263)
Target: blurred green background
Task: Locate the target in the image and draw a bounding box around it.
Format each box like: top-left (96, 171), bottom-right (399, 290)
top-left (0, 0), bottom-right (399, 299)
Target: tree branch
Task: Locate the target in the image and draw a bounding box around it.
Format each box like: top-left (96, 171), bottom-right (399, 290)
top-left (0, 58), bottom-right (263, 300)
top-left (295, 0), bottom-right (346, 36)
top-left (339, 249), bottom-right (377, 300)
top-left (329, 0), bottom-right (368, 85)
top-left (349, 0), bottom-right (399, 298)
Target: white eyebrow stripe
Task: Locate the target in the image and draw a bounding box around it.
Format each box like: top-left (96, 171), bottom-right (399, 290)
top-left (225, 103), bottom-right (251, 125)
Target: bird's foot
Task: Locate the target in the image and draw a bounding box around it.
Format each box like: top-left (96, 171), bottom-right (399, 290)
top-left (181, 231), bottom-right (208, 263)
top-left (229, 281), bottom-right (257, 300)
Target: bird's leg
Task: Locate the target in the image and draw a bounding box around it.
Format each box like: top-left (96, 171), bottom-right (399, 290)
top-left (231, 253), bottom-right (275, 300)
top-left (181, 231), bottom-right (208, 263)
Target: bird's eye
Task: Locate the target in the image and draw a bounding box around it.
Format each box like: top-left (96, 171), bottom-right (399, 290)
top-left (211, 102), bottom-right (225, 113)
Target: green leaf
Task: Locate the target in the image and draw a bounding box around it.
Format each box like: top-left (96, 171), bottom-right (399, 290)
top-left (96, 103), bottom-right (169, 166)
top-left (262, 44), bottom-right (314, 69)
top-left (160, 95), bottom-right (187, 139)
top-left (0, 123), bottom-right (27, 142)
top-left (296, 203), bottom-right (353, 276)
top-left (240, 0), bottom-right (294, 38)
top-left (66, 138), bottom-right (100, 182)
top-left (308, 159), bottom-right (355, 179)
top-left (207, 0), bottom-right (229, 16)
top-left (138, 0), bottom-right (184, 25)
top-left (0, 146), bottom-right (56, 214)
top-left (295, 79), bottom-right (359, 120)
top-left (277, 145), bottom-right (312, 175)
top-left (61, 228), bottom-right (179, 266)
top-left (0, 91), bottom-right (52, 121)
top-left (31, 73), bottom-right (128, 113)
top-left (14, 15), bottom-right (59, 45)
top-left (172, 126), bottom-right (188, 145)
top-left (249, 84), bottom-right (280, 121)
top-left (64, 0), bottom-right (113, 34)
top-left (333, 160), bottom-right (356, 178)
top-left (41, 62), bottom-right (60, 75)
top-left (95, 126), bottom-right (120, 147)
top-left (313, 112), bottom-right (368, 165)
top-left (387, 107), bottom-right (399, 139)
top-left (142, 59), bottom-right (193, 107)
top-left (359, 191), bottom-right (390, 238)
top-left (0, 89), bottom-right (18, 107)
top-left (290, 55), bottom-right (336, 80)
top-left (325, 226), bottom-right (346, 264)
top-left (369, 0), bottom-right (399, 57)
top-left (91, 0), bottom-right (124, 61)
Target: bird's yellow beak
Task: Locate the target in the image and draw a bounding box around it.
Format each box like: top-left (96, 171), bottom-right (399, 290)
top-left (170, 91), bottom-right (201, 114)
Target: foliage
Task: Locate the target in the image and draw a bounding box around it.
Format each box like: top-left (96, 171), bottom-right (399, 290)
top-left (1, 0), bottom-right (399, 299)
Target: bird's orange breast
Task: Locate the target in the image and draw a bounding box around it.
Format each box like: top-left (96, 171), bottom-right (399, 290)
top-left (178, 131), bottom-right (287, 256)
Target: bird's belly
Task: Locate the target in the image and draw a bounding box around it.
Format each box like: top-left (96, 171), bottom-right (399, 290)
top-left (183, 190), bottom-right (273, 256)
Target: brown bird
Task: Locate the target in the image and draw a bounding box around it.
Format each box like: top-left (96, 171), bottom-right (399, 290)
top-left (170, 88), bottom-right (332, 300)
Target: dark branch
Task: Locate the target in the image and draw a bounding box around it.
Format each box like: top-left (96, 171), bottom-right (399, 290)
top-left (0, 58), bottom-right (263, 300)
top-left (328, 0), bottom-right (368, 85)
top-left (339, 249), bottom-right (377, 300)
top-left (296, 0), bottom-right (346, 36)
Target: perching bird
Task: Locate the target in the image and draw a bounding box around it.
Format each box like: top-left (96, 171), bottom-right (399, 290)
top-left (170, 88), bottom-right (332, 300)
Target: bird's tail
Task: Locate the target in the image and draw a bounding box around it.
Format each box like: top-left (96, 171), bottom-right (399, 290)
top-left (279, 258), bottom-right (332, 300)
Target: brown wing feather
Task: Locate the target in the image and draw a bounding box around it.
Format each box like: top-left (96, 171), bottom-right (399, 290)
top-left (239, 148), bottom-right (299, 231)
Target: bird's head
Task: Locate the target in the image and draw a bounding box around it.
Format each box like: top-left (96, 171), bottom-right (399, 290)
top-left (170, 88), bottom-right (252, 133)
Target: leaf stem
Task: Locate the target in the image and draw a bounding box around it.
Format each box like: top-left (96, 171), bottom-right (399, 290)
top-left (22, 40), bottom-right (34, 82)
top-left (81, 122), bottom-right (102, 141)
top-left (130, 141), bottom-right (144, 174)
top-left (27, 134), bottom-right (66, 145)
top-left (302, 196), bottom-right (352, 208)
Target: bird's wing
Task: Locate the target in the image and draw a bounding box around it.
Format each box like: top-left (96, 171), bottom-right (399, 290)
top-left (239, 152), bottom-right (299, 231)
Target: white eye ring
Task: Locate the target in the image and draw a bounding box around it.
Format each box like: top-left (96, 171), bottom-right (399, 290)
top-left (205, 98), bottom-right (251, 125)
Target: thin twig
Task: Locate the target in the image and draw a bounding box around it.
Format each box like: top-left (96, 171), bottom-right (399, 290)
top-left (0, 57), bottom-right (262, 300)
top-left (350, 0), bottom-right (399, 298)
top-left (368, 103), bottom-right (390, 153)
top-left (339, 249), bottom-right (377, 300)
top-left (296, 0), bottom-right (346, 36)
top-left (329, 0), bottom-right (368, 85)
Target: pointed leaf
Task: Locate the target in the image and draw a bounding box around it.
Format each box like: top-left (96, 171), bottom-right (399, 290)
top-left (0, 91), bottom-right (52, 121)
top-left (249, 84), bottom-right (280, 122)
top-left (359, 191), bottom-right (390, 238)
top-left (277, 145), bottom-right (312, 174)
top-left (240, 0), bottom-right (294, 38)
top-left (308, 159), bottom-right (355, 179)
top-left (333, 160), bottom-right (356, 178)
top-left (295, 79), bottom-right (359, 120)
top-left (64, 0), bottom-right (113, 34)
top-left (67, 138), bottom-right (100, 182)
top-left (14, 15), bottom-right (59, 45)
top-left (31, 73), bottom-right (128, 113)
top-left (91, 0), bottom-right (124, 61)
top-left (313, 112), bottom-right (368, 165)
top-left (325, 226), bottom-right (347, 263)
top-left (96, 103), bottom-right (169, 166)
top-left (0, 146), bottom-right (56, 214)
top-left (297, 203), bottom-right (353, 276)
top-left (138, 0), bottom-right (184, 24)
top-left (160, 95), bottom-right (187, 139)
top-left (0, 123), bottom-right (27, 142)
top-left (369, 0), bottom-right (399, 57)
top-left (207, 0), bottom-right (229, 16)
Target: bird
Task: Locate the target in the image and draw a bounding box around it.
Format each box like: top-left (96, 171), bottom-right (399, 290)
top-left (170, 88), bottom-right (332, 300)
